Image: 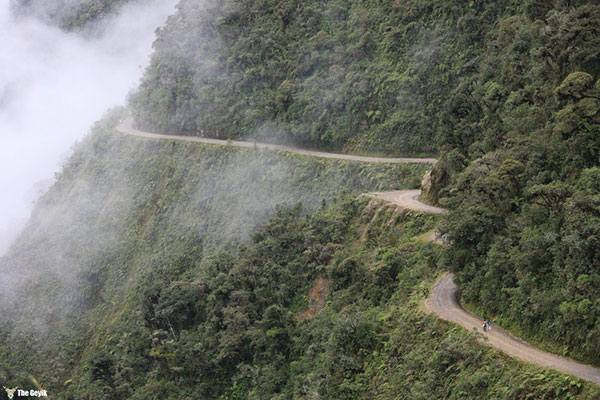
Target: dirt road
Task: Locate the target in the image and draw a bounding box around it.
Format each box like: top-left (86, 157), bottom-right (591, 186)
top-left (372, 190), bottom-right (600, 385)
top-left (117, 119), bottom-right (437, 164)
top-left (370, 189), bottom-right (447, 213)
top-left (426, 273), bottom-right (600, 385)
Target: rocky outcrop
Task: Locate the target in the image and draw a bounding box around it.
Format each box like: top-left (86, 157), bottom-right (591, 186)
top-left (420, 161), bottom-right (449, 205)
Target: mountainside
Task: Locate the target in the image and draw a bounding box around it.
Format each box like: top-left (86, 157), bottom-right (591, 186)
top-left (437, 5), bottom-right (600, 364)
top-left (130, 0), bottom-right (504, 155)
top-left (130, 0), bottom-right (600, 365)
top-left (0, 112), bottom-right (428, 397)
top-left (2, 0), bottom-right (600, 398)
top-left (1, 114), bottom-right (598, 398)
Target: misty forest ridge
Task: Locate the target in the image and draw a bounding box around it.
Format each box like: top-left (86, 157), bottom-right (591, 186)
top-left (1, 0), bottom-right (599, 398)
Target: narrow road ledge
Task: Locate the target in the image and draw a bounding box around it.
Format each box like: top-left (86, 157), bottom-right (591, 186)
top-left (426, 273), bottom-right (600, 385)
top-left (117, 119), bottom-right (437, 164)
top-left (370, 190), bottom-right (447, 214)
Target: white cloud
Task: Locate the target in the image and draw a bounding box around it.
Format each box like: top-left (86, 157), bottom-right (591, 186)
top-left (0, 0), bottom-right (176, 254)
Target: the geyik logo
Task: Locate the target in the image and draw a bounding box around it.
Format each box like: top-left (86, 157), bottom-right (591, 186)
top-left (3, 386), bottom-right (48, 399)
top-left (3, 387), bottom-right (17, 400)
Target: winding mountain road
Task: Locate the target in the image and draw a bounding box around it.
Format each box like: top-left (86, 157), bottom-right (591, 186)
top-left (117, 119), bottom-right (437, 164)
top-left (426, 274), bottom-right (600, 385)
top-left (117, 118), bottom-right (600, 385)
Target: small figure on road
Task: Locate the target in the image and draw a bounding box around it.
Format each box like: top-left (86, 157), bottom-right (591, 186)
top-left (482, 319), bottom-right (488, 332)
top-left (487, 319), bottom-right (492, 331)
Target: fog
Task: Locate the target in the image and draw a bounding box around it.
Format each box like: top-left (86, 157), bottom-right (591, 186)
top-left (0, 0), bottom-right (176, 255)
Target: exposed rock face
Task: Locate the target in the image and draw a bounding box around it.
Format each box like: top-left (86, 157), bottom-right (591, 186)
top-left (420, 162), bottom-right (449, 205)
top-left (421, 169), bottom-right (433, 196)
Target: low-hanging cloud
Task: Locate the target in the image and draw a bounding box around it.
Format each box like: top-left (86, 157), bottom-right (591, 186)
top-left (0, 0), bottom-right (177, 255)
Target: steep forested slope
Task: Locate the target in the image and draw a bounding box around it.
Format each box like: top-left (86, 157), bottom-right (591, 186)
top-left (129, 0), bottom-right (600, 370)
top-left (3, 0), bottom-right (600, 397)
top-left (131, 0), bottom-right (515, 155)
top-left (0, 112), bottom-right (426, 396)
top-left (0, 114), bottom-right (598, 399)
top-left (436, 5), bottom-right (600, 364)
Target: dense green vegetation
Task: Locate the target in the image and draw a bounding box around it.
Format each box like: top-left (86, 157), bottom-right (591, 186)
top-left (130, 0), bottom-right (600, 366)
top-left (131, 0), bottom-right (503, 155)
top-left (436, 4), bottom-right (600, 364)
top-left (4, 0), bottom-right (600, 397)
top-left (1, 116), bottom-right (598, 397)
top-left (0, 113), bottom-right (423, 397)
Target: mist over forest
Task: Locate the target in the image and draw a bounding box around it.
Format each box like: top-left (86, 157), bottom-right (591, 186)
top-left (0, 0), bottom-right (599, 399)
top-left (0, 0), bottom-right (175, 254)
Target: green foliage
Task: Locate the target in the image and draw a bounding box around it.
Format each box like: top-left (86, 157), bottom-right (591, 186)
top-left (0, 115), bottom-right (424, 395)
top-left (438, 3), bottom-right (600, 365)
top-left (555, 72), bottom-right (596, 100)
top-left (5, 0), bottom-right (600, 396)
top-left (130, 0), bottom-right (522, 155)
